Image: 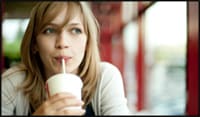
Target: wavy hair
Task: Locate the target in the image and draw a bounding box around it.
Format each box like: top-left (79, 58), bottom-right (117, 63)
top-left (20, 2), bottom-right (100, 109)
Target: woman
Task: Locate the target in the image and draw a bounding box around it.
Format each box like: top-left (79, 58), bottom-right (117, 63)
top-left (2, 2), bottom-right (131, 115)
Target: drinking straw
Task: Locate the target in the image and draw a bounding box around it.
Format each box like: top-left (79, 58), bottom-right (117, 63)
top-left (62, 59), bottom-right (66, 73)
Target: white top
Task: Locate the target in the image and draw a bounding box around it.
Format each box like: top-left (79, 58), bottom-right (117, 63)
top-left (1, 62), bottom-right (131, 115)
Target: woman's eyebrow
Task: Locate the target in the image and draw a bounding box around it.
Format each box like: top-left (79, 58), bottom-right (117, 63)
top-left (43, 23), bottom-right (59, 28)
top-left (45, 22), bottom-right (83, 29)
top-left (67, 22), bottom-right (82, 26)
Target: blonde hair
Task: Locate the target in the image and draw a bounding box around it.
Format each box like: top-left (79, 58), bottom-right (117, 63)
top-left (20, 2), bottom-right (100, 109)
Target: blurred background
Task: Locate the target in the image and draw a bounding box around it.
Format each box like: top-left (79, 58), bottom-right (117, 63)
top-left (1, 1), bottom-right (199, 115)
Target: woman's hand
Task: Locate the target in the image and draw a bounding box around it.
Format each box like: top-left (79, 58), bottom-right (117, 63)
top-left (32, 92), bottom-right (85, 115)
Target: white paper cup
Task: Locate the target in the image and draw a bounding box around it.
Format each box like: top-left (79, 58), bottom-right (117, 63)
top-left (46, 73), bottom-right (83, 110)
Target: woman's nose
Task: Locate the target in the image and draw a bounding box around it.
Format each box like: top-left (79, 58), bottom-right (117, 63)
top-left (55, 31), bottom-right (70, 49)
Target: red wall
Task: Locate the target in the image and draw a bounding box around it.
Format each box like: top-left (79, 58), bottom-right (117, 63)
top-left (186, 2), bottom-right (199, 115)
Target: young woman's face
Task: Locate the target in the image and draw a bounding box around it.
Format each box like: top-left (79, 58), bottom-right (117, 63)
top-left (35, 8), bottom-right (87, 78)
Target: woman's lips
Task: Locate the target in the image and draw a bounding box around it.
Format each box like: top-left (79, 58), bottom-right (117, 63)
top-left (55, 56), bottom-right (72, 64)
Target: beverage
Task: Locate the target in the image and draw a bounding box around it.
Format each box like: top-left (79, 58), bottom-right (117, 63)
top-left (46, 73), bottom-right (83, 110)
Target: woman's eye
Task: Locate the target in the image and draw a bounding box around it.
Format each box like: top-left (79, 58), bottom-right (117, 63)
top-left (43, 28), bottom-right (56, 34)
top-left (71, 28), bottom-right (82, 34)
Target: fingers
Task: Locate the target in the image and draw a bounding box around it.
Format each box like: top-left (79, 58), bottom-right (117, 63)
top-left (58, 108), bottom-right (86, 115)
top-left (33, 92), bottom-right (85, 115)
top-left (48, 92), bottom-right (83, 110)
top-left (52, 96), bottom-right (84, 111)
top-left (48, 92), bottom-right (76, 104)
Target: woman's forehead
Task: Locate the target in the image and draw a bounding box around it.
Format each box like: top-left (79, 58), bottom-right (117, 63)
top-left (50, 8), bottom-right (83, 25)
top-left (43, 2), bottom-right (83, 26)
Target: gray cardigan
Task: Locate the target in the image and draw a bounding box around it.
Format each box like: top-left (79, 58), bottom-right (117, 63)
top-left (1, 62), bottom-right (131, 115)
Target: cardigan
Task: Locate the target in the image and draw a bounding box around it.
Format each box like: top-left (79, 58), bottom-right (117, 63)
top-left (1, 62), bottom-right (131, 115)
